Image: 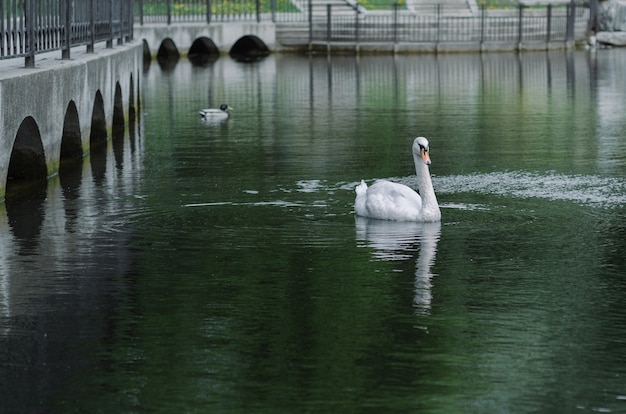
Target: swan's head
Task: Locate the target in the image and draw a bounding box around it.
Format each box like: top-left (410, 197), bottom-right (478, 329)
top-left (413, 136), bottom-right (431, 165)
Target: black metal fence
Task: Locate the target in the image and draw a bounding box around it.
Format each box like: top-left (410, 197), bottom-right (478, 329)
top-left (1, 0), bottom-right (134, 67)
top-left (134, 0), bottom-right (588, 46)
top-left (0, 0), bottom-right (589, 66)
top-left (315, 4), bottom-right (580, 44)
top-left (133, 0), bottom-right (303, 23)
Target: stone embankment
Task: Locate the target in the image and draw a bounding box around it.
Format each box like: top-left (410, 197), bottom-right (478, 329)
top-left (595, 0), bottom-right (626, 45)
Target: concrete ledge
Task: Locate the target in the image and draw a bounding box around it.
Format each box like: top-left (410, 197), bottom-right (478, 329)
top-left (307, 40), bottom-right (575, 54)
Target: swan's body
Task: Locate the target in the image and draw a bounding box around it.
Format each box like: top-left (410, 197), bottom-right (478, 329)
top-left (199, 104), bottom-right (233, 120)
top-left (355, 136), bottom-right (441, 222)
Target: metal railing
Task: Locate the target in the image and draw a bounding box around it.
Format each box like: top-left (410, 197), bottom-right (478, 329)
top-left (0, 0), bottom-right (587, 65)
top-left (134, 0), bottom-right (369, 23)
top-left (314, 3), bottom-right (581, 45)
top-left (1, 0), bottom-right (134, 67)
top-left (134, 0), bottom-right (589, 45)
top-left (134, 0), bottom-right (303, 23)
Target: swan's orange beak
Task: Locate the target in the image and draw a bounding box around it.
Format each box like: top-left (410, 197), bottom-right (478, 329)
top-left (421, 148), bottom-right (431, 165)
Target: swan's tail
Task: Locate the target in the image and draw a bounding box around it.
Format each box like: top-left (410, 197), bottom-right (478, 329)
top-left (355, 180), bottom-right (368, 196)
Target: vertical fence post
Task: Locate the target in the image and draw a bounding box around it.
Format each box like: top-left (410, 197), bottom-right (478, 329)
top-left (393, 3), bottom-right (398, 45)
top-left (326, 4), bottom-right (332, 53)
top-left (121, 0), bottom-right (125, 42)
top-left (88, 0), bottom-right (95, 52)
top-left (588, 0), bottom-right (598, 33)
top-left (546, 4), bottom-right (552, 43)
top-left (256, 0), bottom-right (261, 22)
top-left (308, 0), bottom-right (313, 47)
top-left (62, 0), bottom-right (71, 59)
top-left (129, 0), bottom-right (134, 40)
top-left (517, 4), bottom-right (523, 50)
top-left (139, 0), bottom-right (144, 25)
top-left (207, 0), bottom-right (211, 24)
top-left (1, 0), bottom-right (5, 57)
top-left (271, 0), bottom-right (276, 23)
top-left (355, 2), bottom-right (359, 48)
top-left (435, 3), bottom-right (441, 48)
top-left (24, 0), bottom-right (35, 67)
top-left (480, 5), bottom-right (485, 46)
top-left (566, 1), bottom-right (576, 43)
top-left (107, 0), bottom-right (114, 48)
top-left (117, 1), bottom-right (124, 45)
top-left (167, 0), bottom-right (172, 25)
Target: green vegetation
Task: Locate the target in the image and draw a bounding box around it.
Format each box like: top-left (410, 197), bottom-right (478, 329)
top-left (137, 0), bottom-right (519, 16)
top-left (356, 0), bottom-right (406, 10)
top-left (139, 0), bottom-right (299, 15)
top-left (476, 0), bottom-right (518, 9)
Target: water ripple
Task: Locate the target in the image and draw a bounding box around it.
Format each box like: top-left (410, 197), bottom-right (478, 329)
top-left (432, 171), bottom-right (626, 208)
top-left (187, 172), bottom-right (626, 212)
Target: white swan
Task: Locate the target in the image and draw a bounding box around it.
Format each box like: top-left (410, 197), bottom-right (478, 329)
top-left (199, 104), bottom-right (233, 120)
top-left (355, 136), bottom-right (441, 222)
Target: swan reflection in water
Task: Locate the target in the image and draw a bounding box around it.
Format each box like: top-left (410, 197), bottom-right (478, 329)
top-left (355, 216), bottom-right (441, 314)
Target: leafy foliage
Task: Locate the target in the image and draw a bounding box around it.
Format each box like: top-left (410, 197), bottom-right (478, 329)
top-left (138, 0), bottom-right (519, 14)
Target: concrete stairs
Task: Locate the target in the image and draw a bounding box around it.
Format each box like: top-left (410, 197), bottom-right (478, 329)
top-left (405, 0), bottom-right (479, 15)
top-left (290, 0), bottom-right (363, 17)
top-left (276, 0), bottom-right (362, 47)
top-left (289, 0), bottom-right (477, 17)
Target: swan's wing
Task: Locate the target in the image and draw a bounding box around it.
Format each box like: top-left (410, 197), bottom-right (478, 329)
top-left (361, 180), bottom-right (423, 221)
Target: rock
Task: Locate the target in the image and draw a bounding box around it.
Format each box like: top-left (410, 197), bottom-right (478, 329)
top-left (598, 0), bottom-right (626, 31)
top-left (596, 31), bottom-right (626, 45)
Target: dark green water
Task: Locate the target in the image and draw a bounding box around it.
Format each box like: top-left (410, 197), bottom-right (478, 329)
top-left (2, 49), bottom-right (626, 413)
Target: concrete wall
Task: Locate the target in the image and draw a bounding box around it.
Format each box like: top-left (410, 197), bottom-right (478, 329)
top-left (0, 42), bottom-right (143, 201)
top-left (135, 22), bottom-right (278, 55)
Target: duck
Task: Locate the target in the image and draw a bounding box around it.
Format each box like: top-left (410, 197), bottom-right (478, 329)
top-left (199, 104), bottom-right (233, 120)
top-left (355, 136), bottom-right (441, 222)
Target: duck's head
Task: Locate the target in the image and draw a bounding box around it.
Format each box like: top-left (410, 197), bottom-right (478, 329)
top-left (413, 136), bottom-right (431, 165)
top-left (220, 104), bottom-right (233, 112)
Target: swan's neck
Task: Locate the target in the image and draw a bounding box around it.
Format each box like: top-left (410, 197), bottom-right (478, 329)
top-left (414, 159), bottom-right (441, 221)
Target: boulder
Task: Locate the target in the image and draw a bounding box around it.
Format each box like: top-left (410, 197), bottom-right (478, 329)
top-left (596, 30), bottom-right (626, 44)
top-left (598, 0), bottom-right (626, 31)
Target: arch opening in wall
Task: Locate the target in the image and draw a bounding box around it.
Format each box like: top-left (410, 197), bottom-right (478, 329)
top-left (112, 82), bottom-right (125, 169)
top-left (142, 39), bottom-right (152, 72)
top-left (157, 38), bottom-right (180, 70)
top-left (229, 35), bottom-right (270, 62)
top-left (188, 37), bottom-right (220, 66)
top-left (129, 73), bottom-right (138, 153)
top-left (142, 39), bottom-right (151, 63)
top-left (129, 74), bottom-right (136, 124)
top-left (90, 90), bottom-right (107, 150)
top-left (6, 116), bottom-right (48, 198)
top-left (59, 101), bottom-right (84, 216)
top-left (113, 82), bottom-right (125, 134)
top-left (60, 100), bottom-right (83, 163)
top-left (135, 69), bottom-right (142, 136)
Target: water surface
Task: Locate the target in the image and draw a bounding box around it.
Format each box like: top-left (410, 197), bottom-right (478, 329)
top-left (2, 49), bottom-right (626, 413)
